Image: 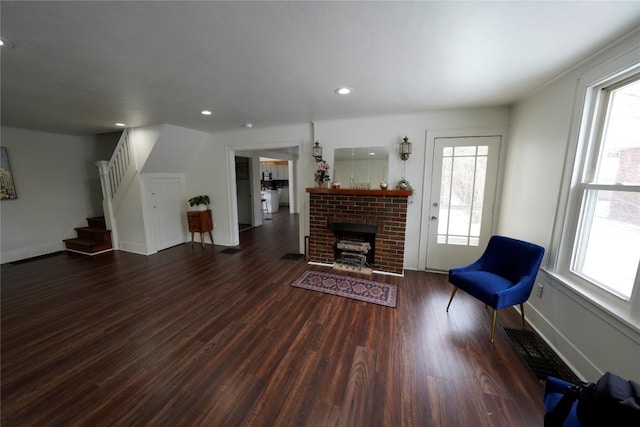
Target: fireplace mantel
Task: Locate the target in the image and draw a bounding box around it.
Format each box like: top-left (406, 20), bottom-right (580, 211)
top-left (306, 188), bottom-right (412, 197)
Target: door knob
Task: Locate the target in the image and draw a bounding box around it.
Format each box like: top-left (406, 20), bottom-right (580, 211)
top-left (431, 216), bottom-right (437, 220)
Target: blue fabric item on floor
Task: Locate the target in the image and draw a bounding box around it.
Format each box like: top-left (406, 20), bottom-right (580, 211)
top-left (543, 377), bottom-right (581, 427)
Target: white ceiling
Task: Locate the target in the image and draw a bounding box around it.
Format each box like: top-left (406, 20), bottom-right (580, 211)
top-left (1, 1), bottom-right (639, 135)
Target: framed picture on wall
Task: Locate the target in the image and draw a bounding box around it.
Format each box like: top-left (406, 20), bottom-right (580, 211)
top-left (0, 147), bottom-right (18, 200)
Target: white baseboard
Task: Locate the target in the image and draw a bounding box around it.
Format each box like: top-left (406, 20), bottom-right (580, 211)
top-left (65, 248), bottom-right (113, 256)
top-left (117, 240), bottom-right (152, 255)
top-left (1, 241), bottom-right (64, 264)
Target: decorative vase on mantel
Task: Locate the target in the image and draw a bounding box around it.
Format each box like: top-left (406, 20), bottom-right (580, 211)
top-left (317, 181), bottom-right (329, 189)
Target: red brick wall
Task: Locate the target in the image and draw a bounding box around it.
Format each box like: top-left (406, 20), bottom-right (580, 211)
top-left (308, 192), bottom-right (409, 274)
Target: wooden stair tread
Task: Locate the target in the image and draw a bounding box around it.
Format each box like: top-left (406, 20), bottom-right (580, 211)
top-left (86, 217), bottom-right (107, 229)
top-left (75, 226), bottom-right (111, 233)
top-left (64, 216), bottom-right (113, 254)
top-left (64, 239), bottom-right (112, 254)
top-left (64, 238), bottom-right (108, 245)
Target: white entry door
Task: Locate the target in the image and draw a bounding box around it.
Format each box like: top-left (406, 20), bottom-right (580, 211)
top-left (425, 136), bottom-right (501, 271)
top-left (149, 177), bottom-right (184, 251)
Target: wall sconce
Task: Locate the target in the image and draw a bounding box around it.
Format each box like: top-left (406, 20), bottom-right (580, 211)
top-left (313, 141), bottom-right (323, 162)
top-left (399, 136), bottom-right (412, 161)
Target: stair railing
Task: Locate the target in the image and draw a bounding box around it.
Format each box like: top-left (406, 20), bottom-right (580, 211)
top-left (96, 128), bottom-right (135, 250)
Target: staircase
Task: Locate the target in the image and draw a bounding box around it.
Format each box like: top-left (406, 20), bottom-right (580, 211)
top-left (64, 217), bottom-right (113, 255)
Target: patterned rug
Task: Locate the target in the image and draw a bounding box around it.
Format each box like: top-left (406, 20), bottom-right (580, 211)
top-left (290, 270), bottom-right (397, 307)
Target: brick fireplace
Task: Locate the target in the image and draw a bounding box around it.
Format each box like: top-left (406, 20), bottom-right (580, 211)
top-left (307, 188), bottom-right (412, 274)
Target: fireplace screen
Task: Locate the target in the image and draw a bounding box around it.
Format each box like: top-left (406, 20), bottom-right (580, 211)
top-left (331, 223), bottom-right (377, 270)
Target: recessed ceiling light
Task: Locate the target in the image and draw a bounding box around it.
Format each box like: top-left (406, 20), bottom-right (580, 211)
top-left (369, 152), bottom-right (376, 156)
top-left (335, 87), bottom-right (353, 95)
top-left (113, 122), bottom-right (126, 127)
top-left (244, 123), bottom-right (253, 128)
top-left (0, 37), bottom-right (14, 48)
top-left (201, 110), bottom-right (213, 116)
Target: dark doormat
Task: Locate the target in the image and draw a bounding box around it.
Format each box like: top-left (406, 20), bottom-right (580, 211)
top-left (220, 247), bottom-right (241, 254)
top-left (503, 327), bottom-right (581, 384)
top-left (281, 253), bottom-right (305, 260)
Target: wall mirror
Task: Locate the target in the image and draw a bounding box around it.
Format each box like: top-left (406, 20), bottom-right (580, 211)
top-left (334, 147), bottom-right (389, 188)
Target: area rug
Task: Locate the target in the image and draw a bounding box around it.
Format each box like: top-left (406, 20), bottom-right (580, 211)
top-left (290, 270), bottom-right (397, 307)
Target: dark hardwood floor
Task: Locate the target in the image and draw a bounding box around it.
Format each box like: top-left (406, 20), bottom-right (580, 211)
top-left (1, 210), bottom-right (544, 426)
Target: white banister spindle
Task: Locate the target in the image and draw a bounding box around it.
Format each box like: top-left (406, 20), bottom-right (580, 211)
top-left (96, 128), bottom-right (134, 251)
top-left (96, 161), bottom-right (110, 200)
top-left (107, 129), bottom-right (132, 195)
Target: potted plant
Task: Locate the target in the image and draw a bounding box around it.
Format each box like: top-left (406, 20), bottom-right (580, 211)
top-left (188, 195), bottom-right (210, 211)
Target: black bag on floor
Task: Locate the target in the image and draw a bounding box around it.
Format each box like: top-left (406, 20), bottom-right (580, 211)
top-left (577, 371), bottom-right (640, 427)
top-left (546, 371), bottom-right (640, 427)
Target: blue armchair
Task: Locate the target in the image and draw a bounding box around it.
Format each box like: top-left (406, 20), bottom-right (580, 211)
top-left (446, 235), bottom-right (545, 343)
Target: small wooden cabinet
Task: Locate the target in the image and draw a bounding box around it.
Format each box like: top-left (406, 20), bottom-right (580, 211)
top-left (187, 210), bottom-right (214, 247)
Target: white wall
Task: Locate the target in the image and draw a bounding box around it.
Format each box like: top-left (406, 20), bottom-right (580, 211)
top-left (186, 123), bottom-right (312, 249)
top-left (116, 124), bottom-right (207, 254)
top-left (108, 125), bottom-right (163, 255)
top-left (189, 112), bottom-right (511, 261)
top-left (500, 29), bottom-right (640, 381)
top-left (314, 109), bottom-right (511, 270)
top-left (0, 126), bottom-right (118, 263)
top-left (498, 75), bottom-right (575, 248)
top-left (141, 124), bottom-right (208, 173)
top-left (184, 133), bottom-right (233, 246)
top-left (131, 125), bottom-right (164, 170)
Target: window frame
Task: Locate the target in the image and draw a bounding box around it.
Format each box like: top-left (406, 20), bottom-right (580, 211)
top-left (571, 75), bottom-right (640, 300)
top-left (553, 58), bottom-right (640, 324)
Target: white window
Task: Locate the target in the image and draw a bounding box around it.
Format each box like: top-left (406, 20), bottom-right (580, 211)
top-left (570, 74), bottom-right (640, 302)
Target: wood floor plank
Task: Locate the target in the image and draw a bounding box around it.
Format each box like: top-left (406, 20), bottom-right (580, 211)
top-left (1, 210), bottom-right (545, 426)
top-left (338, 346), bottom-right (376, 426)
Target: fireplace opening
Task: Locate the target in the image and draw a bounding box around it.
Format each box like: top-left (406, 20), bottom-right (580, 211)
top-left (330, 223), bottom-right (377, 268)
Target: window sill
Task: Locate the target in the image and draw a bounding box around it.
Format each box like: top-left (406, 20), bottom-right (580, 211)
top-left (540, 268), bottom-right (640, 343)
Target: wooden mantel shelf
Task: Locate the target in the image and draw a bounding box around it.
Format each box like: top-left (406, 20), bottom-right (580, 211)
top-left (306, 187), bottom-right (412, 197)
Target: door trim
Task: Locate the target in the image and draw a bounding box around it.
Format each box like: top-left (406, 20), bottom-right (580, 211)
top-left (225, 140), bottom-right (303, 249)
top-left (417, 128), bottom-right (508, 271)
top-left (140, 173), bottom-right (187, 254)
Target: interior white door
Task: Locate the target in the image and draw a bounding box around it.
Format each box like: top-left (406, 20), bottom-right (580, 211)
top-left (425, 136), bottom-right (501, 271)
top-left (149, 177), bottom-right (184, 251)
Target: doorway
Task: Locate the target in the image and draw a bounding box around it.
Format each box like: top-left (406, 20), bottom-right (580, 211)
top-left (425, 135), bottom-right (501, 271)
top-left (235, 156), bottom-right (253, 231)
top-left (229, 143), bottom-right (301, 252)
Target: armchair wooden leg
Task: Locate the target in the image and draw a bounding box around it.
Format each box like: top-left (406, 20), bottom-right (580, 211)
top-left (520, 303), bottom-right (526, 329)
top-left (446, 287), bottom-right (458, 312)
top-left (490, 309), bottom-right (498, 344)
